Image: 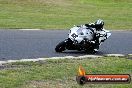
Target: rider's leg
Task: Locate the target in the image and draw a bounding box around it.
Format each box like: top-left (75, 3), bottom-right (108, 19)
top-left (93, 37), bottom-right (100, 52)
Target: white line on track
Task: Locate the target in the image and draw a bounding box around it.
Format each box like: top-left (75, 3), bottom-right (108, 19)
top-left (0, 54), bottom-right (132, 65)
top-left (104, 54), bottom-right (125, 57)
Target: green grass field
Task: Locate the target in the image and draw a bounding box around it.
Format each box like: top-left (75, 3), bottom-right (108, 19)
top-left (0, 0), bottom-right (132, 30)
top-left (0, 56), bottom-right (132, 88)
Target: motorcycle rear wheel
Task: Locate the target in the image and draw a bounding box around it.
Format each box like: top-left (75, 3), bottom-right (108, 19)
top-left (85, 46), bottom-right (96, 54)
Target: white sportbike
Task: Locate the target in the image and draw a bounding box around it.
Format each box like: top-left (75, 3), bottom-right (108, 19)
top-left (55, 25), bottom-right (111, 53)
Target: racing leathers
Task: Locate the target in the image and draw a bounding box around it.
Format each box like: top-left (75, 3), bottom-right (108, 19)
top-left (85, 23), bottom-right (103, 52)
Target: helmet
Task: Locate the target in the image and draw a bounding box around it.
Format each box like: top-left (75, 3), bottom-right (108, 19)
top-left (95, 19), bottom-right (104, 30)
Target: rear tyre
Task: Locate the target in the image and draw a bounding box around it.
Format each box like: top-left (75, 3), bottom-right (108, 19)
top-left (85, 46), bottom-right (96, 54)
top-left (85, 49), bottom-right (95, 54)
top-left (55, 41), bottom-right (66, 52)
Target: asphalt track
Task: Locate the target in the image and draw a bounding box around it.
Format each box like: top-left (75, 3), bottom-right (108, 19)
top-left (0, 30), bottom-right (132, 61)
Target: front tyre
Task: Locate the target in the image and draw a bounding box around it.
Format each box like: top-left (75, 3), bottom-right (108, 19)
top-left (55, 41), bottom-right (67, 52)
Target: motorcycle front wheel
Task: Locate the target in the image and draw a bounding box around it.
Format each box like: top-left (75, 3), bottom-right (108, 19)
top-left (55, 41), bottom-right (67, 52)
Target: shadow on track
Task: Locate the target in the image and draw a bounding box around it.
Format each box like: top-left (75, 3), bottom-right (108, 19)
top-left (57, 50), bottom-right (104, 55)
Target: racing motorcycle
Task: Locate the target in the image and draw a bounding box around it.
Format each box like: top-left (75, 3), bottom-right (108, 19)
top-left (55, 25), bottom-right (111, 53)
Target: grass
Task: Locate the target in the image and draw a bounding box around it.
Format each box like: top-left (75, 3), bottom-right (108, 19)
top-left (0, 0), bottom-right (132, 30)
top-left (0, 56), bottom-right (132, 88)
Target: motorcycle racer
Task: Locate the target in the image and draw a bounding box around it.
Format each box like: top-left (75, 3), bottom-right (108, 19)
top-left (85, 19), bottom-right (105, 52)
top-left (55, 19), bottom-right (111, 53)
